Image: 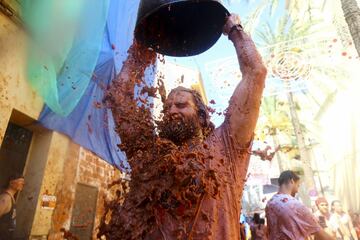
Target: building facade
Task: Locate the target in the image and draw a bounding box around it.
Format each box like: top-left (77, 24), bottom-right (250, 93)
top-left (0, 8), bottom-right (122, 239)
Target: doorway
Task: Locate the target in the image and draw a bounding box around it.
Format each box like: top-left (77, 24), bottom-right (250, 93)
top-left (70, 183), bottom-right (99, 240)
top-left (0, 122), bottom-right (32, 188)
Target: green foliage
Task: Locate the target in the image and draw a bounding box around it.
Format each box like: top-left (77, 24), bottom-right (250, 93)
top-left (256, 14), bottom-right (322, 47)
top-left (259, 96), bottom-right (293, 134)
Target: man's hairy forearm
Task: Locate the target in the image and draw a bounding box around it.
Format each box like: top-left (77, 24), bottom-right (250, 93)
top-left (230, 30), bottom-right (266, 77)
top-left (224, 29), bottom-right (267, 146)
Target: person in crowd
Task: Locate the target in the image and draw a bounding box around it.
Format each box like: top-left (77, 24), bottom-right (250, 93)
top-left (0, 173), bottom-right (25, 240)
top-left (240, 222), bottom-right (247, 240)
top-left (265, 170), bottom-right (334, 240)
top-left (240, 213), bottom-right (251, 240)
top-left (315, 196), bottom-right (333, 235)
top-left (250, 213), bottom-right (259, 239)
top-left (250, 213), bottom-right (260, 230)
top-left (329, 200), bottom-right (358, 240)
top-left (352, 213), bottom-right (360, 239)
top-left (258, 218), bottom-right (268, 240)
top-left (250, 216), bottom-right (267, 240)
top-left (104, 12), bottom-right (267, 240)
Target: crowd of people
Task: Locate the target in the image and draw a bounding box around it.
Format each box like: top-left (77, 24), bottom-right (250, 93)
top-left (240, 170), bottom-right (360, 240)
top-left (314, 197), bottom-right (359, 240)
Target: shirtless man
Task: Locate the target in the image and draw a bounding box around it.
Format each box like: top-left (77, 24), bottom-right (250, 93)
top-left (102, 14), bottom-right (267, 240)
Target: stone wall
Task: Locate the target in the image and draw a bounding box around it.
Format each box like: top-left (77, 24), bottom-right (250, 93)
top-left (0, 12), bottom-right (43, 142)
top-left (45, 145), bottom-right (122, 240)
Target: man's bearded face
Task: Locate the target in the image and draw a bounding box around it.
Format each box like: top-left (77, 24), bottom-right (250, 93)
top-left (158, 90), bottom-right (202, 145)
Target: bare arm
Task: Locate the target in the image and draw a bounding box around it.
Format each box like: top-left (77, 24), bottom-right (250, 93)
top-left (348, 216), bottom-right (359, 240)
top-left (107, 42), bottom-right (157, 159)
top-left (0, 194), bottom-right (11, 217)
top-left (222, 14), bottom-right (267, 147)
top-left (314, 229), bottom-right (336, 240)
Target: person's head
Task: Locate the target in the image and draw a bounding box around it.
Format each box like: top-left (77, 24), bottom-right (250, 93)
top-left (278, 170), bottom-right (301, 196)
top-left (354, 213), bottom-right (360, 224)
top-left (253, 213), bottom-right (260, 224)
top-left (331, 200), bottom-right (343, 214)
top-left (7, 173), bottom-right (25, 192)
top-left (158, 86), bottom-right (214, 145)
top-left (315, 197), bottom-right (329, 215)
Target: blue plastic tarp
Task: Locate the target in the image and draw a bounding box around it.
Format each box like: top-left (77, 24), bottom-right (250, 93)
top-left (39, 0), bottom-right (152, 170)
top-left (23, 0), bottom-right (110, 116)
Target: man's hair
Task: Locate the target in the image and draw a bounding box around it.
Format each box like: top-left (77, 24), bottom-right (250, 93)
top-left (2, 172), bottom-right (24, 188)
top-left (315, 197), bottom-right (328, 207)
top-left (331, 200), bottom-right (341, 207)
top-left (8, 173), bottom-right (24, 184)
top-left (278, 170), bottom-right (300, 186)
top-left (331, 200), bottom-right (343, 213)
top-left (253, 213), bottom-right (260, 224)
top-left (168, 86), bottom-right (215, 137)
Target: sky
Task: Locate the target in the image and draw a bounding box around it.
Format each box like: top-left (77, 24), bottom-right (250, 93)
top-left (166, 0), bottom-right (286, 65)
top-left (166, 0), bottom-right (270, 68)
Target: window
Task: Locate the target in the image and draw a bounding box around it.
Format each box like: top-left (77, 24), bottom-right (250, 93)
top-left (0, 122), bottom-right (32, 187)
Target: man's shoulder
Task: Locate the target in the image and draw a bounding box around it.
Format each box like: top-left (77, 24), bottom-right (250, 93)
top-left (0, 192), bottom-right (12, 206)
top-left (0, 192), bottom-right (11, 202)
top-left (0, 192), bottom-right (13, 217)
top-left (204, 127), bottom-right (223, 146)
top-left (266, 194), bottom-right (280, 211)
top-left (210, 125), bottom-right (252, 153)
top-left (266, 194), bottom-right (301, 209)
top-left (314, 210), bottom-right (322, 218)
top-left (267, 193), bottom-right (286, 203)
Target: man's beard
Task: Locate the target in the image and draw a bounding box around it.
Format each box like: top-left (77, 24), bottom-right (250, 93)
top-left (157, 114), bottom-right (202, 145)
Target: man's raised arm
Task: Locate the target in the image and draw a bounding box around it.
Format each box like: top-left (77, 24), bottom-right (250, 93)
top-left (107, 42), bottom-right (157, 158)
top-left (222, 14), bottom-right (267, 147)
